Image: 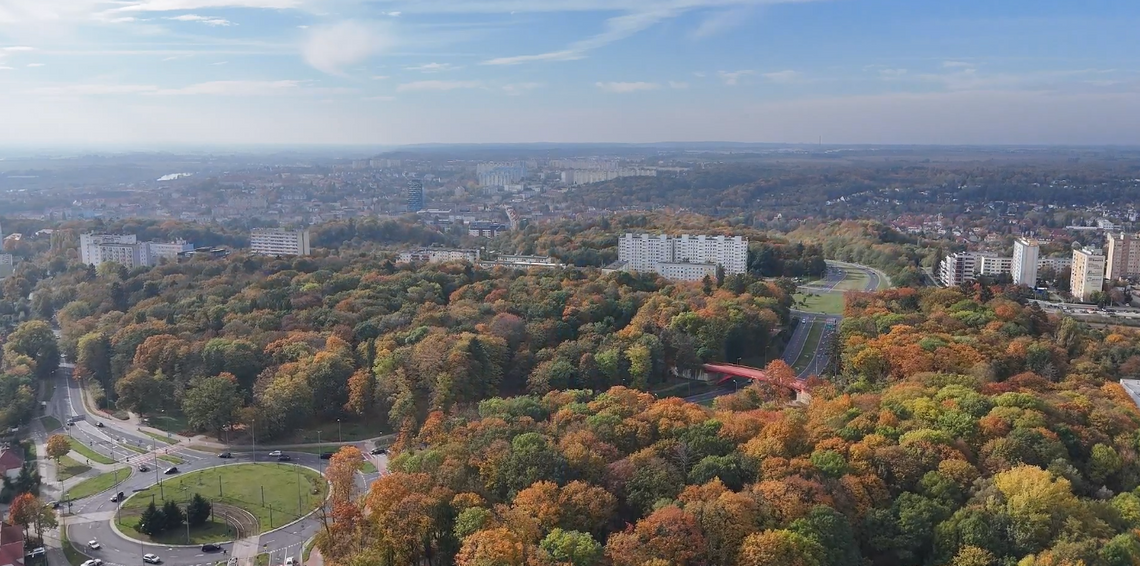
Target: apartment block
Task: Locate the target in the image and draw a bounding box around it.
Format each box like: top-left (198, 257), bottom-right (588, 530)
top-left (940, 251), bottom-right (996, 286)
top-left (1071, 248), bottom-right (1107, 302)
top-left (977, 255), bottom-right (1012, 277)
top-left (1106, 232), bottom-right (1140, 280)
top-left (398, 248), bottom-right (481, 264)
top-left (80, 234), bottom-right (137, 265)
top-left (0, 253), bottom-right (12, 280)
top-left (1011, 238), bottom-right (1040, 286)
top-left (250, 228), bottom-right (311, 257)
top-left (617, 233), bottom-right (748, 281)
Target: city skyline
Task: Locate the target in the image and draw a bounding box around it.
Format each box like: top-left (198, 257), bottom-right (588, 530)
top-left (1, 0), bottom-right (1139, 146)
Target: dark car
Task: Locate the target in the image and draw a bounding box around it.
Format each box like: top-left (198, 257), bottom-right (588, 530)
top-left (218, 452), bottom-right (232, 459)
top-left (201, 544), bottom-right (222, 553)
top-left (138, 465), bottom-right (149, 473)
top-left (95, 422), bottom-right (104, 428)
top-left (277, 455), bottom-right (292, 462)
top-left (110, 492), bottom-right (125, 503)
top-left (163, 467), bottom-right (179, 475)
top-left (319, 452), bottom-right (334, 460)
top-left (370, 447), bottom-right (388, 455)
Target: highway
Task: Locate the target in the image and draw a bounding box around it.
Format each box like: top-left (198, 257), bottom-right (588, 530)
top-left (684, 262), bottom-right (884, 403)
top-left (38, 364), bottom-right (385, 566)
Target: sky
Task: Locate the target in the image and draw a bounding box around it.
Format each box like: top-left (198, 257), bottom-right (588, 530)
top-left (1, 0), bottom-right (1139, 147)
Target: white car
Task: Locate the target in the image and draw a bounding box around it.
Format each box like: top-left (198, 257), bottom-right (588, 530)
top-left (87, 541), bottom-right (101, 550)
top-left (143, 554), bottom-right (162, 564)
top-left (81, 560), bottom-right (104, 566)
top-left (284, 558), bottom-right (296, 566)
top-left (268, 450), bottom-right (282, 457)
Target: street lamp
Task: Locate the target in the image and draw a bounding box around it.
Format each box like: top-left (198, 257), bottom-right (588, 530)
top-left (337, 419), bottom-right (342, 444)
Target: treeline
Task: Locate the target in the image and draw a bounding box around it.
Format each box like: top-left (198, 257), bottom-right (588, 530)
top-left (315, 286), bottom-right (1140, 566)
top-left (787, 221), bottom-right (930, 286)
top-left (23, 249), bottom-right (792, 441)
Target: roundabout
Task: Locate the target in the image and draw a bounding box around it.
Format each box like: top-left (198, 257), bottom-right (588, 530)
top-left (65, 455), bottom-right (337, 566)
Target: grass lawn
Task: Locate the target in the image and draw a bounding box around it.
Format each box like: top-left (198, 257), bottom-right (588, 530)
top-left (42, 379), bottom-right (55, 405)
top-left (116, 463), bottom-right (327, 543)
top-left (144, 413), bottom-right (190, 436)
top-left (68, 467), bottom-right (131, 500)
top-left (793, 292), bottom-right (846, 315)
top-left (57, 455), bottom-right (91, 481)
top-left (141, 430), bottom-right (175, 445)
top-left (68, 438), bottom-right (115, 465)
top-left (42, 416), bottom-right (62, 432)
top-left (278, 419), bottom-right (390, 444)
top-left (159, 454), bottom-right (185, 464)
top-left (792, 321), bottom-right (825, 373)
top-left (835, 269), bottom-right (871, 292)
top-left (360, 461), bottom-right (378, 474)
top-left (120, 443), bottom-right (147, 454)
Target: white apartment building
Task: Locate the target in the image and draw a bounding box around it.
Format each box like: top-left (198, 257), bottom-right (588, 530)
top-left (940, 251), bottom-right (996, 286)
top-left (617, 233), bottom-right (748, 281)
top-left (250, 228), bottom-right (311, 257)
top-left (398, 248), bottom-right (481, 264)
top-left (95, 242), bottom-right (151, 269)
top-left (1071, 248), bottom-right (1107, 302)
top-left (80, 234), bottom-right (137, 265)
top-left (0, 253), bottom-right (13, 280)
top-left (1011, 238), bottom-right (1040, 286)
top-left (977, 255), bottom-right (1013, 277)
top-left (148, 240), bottom-right (195, 262)
top-left (1106, 232), bottom-right (1140, 280)
top-left (1038, 256), bottom-right (1073, 271)
top-left (561, 168), bottom-right (658, 186)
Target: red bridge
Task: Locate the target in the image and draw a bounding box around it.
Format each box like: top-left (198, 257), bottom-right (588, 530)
top-left (701, 362), bottom-right (808, 393)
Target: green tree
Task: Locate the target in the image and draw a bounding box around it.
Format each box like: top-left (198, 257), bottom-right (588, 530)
top-left (789, 506), bottom-right (860, 566)
top-left (182, 375), bottom-right (241, 439)
top-left (115, 369), bottom-right (173, 415)
top-left (186, 493), bottom-right (211, 528)
top-left (162, 499), bottom-right (184, 532)
top-left (4, 321), bottom-right (59, 379)
top-left (138, 500), bottom-right (165, 536)
top-left (540, 529), bottom-right (603, 566)
top-left (75, 332), bottom-right (113, 390)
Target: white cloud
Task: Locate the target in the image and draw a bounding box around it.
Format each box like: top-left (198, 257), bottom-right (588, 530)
top-left (482, 50), bottom-right (584, 66)
top-left (27, 84), bottom-right (160, 96)
top-left (405, 62), bottom-right (457, 72)
top-left (23, 79), bottom-right (351, 98)
top-left (693, 72), bottom-right (706, 78)
top-left (0, 66), bottom-right (15, 70)
top-left (153, 80), bottom-right (307, 95)
top-left (669, 81), bottom-right (689, 89)
top-left (212, 61), bottom-right (228, 65)
top-left (26, 63), bottom-right (44, 67)
top-left (717, 69), bottom-right (753, 85)
top-left (3, 46), bottom-right (35, 52)
top-left (878, 68), bottom-right (908, 78)
top-left (110, 0), bottom-right (301, 13)
top-left (165, 14), bottom-right (235, 26)
top-left (943, 61), bottom-right (974, 69)
top-left (372, 75), bottom-right (390, 80)
top-left (302, 21), bottom-right (394, 76)
top-left (690, 7), bottom-right (752, 38)
top-left (363, 95), bottom-right (396, 101)
top-left (762, 69), bottom-right (800, 83)
top-left (502, 82), bottom-right (543, 95)
top-left (386, 11), bottom-right (401, 16)
top-left (396, 80), bottom-right (483, 92)
top-left (596, 81), bottom-right (659, 93)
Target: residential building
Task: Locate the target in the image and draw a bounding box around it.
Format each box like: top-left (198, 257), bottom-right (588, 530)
top-left (939, 251), bottom-right (997, 286)
top-left (0, 522), bottom-right (23, 566)
top-left (250, 228), bottom-right (311, 257)
top-left (1038, 256), bottom-right (1074, 271)
top-left (477, 162), bottom-right (527, 187)
top-left (398, 248), bottom-right (481, 264)
top-left (481, 255), bottom-right (563, 269)
top-left (617, 233), bottom-right (748, 281)
top-left (1011, 238), bottom-right (1040, 286)
top-left (977, 255), bottom-right (1012, 277)
top-left (0, 449), bottom-right (22, 479)
top-left (407, 179), bottom-right (424, 212)
top-left (147, 240), bottom-right (195, 262)
top-left (79, 233), bottom-right (136, 265)
top-left (1106, 232), bottom-right (1140, 280)
top-left (93, 242), bottom-right (151, 269)
top-left (1071, 248), bottom-right (1107, 302)
top-left (0, 254), bottom-right (12, 280)
top-left (468, 222), bottom-right (509, 238)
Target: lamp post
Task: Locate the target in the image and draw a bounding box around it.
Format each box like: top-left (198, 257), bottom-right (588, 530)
top-left (337, 419), bottom-right (342, 444)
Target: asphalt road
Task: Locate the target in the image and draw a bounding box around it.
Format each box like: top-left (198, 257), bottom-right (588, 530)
top-left (43, 365), bottom-right (385, 566)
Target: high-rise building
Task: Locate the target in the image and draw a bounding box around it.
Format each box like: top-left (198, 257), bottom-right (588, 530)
top-left (1071, 248), bottom-right (1106, 302)
top-left (1011, 238), bottom-right (1040, 286)
top-left (977, 255), bottom-right (1013, 277)
top-left (0, 220), bottom-right (11, 279)
top-left (250, 228), bottom-right (311, 256)
top-left (617, 234), bottom-right (748, 281)
top-left (1106, 232), bottom-right (1140, 280)
top-left (476, 162), bottom-right (527, 187)
top-left (407, 179), bottom-right (424, 212)
top-left (147, 240), bottom-right (195, 262)
top-left (80, 234), bottom-right (137, 265)
top-left (939, 251), bottom-right (998, 286)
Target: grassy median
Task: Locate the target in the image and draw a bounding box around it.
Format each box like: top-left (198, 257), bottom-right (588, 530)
top-left (68, 467), bottom-right (131, 500)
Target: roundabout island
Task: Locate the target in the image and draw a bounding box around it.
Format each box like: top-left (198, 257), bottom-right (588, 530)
top-left (66, 456), bottom-right (335, 566)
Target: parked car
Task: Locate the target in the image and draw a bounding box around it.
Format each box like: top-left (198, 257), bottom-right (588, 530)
top-left (163, 467), bottom-right (179, 475)
top-left (87, 540), bottom-right (101, 550)
top-left (143, 554), bottom-right (162, 564)
top-left (81, 559), bottom-right (104, 566)
top-left (201, 544), bottom-right (223, 553)
top-left (218, 452), bottom-right (232, 459)
top-left (267, 450), bottom-right (282, 457)
top-left (277, 455), bottom-right (292, 462)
